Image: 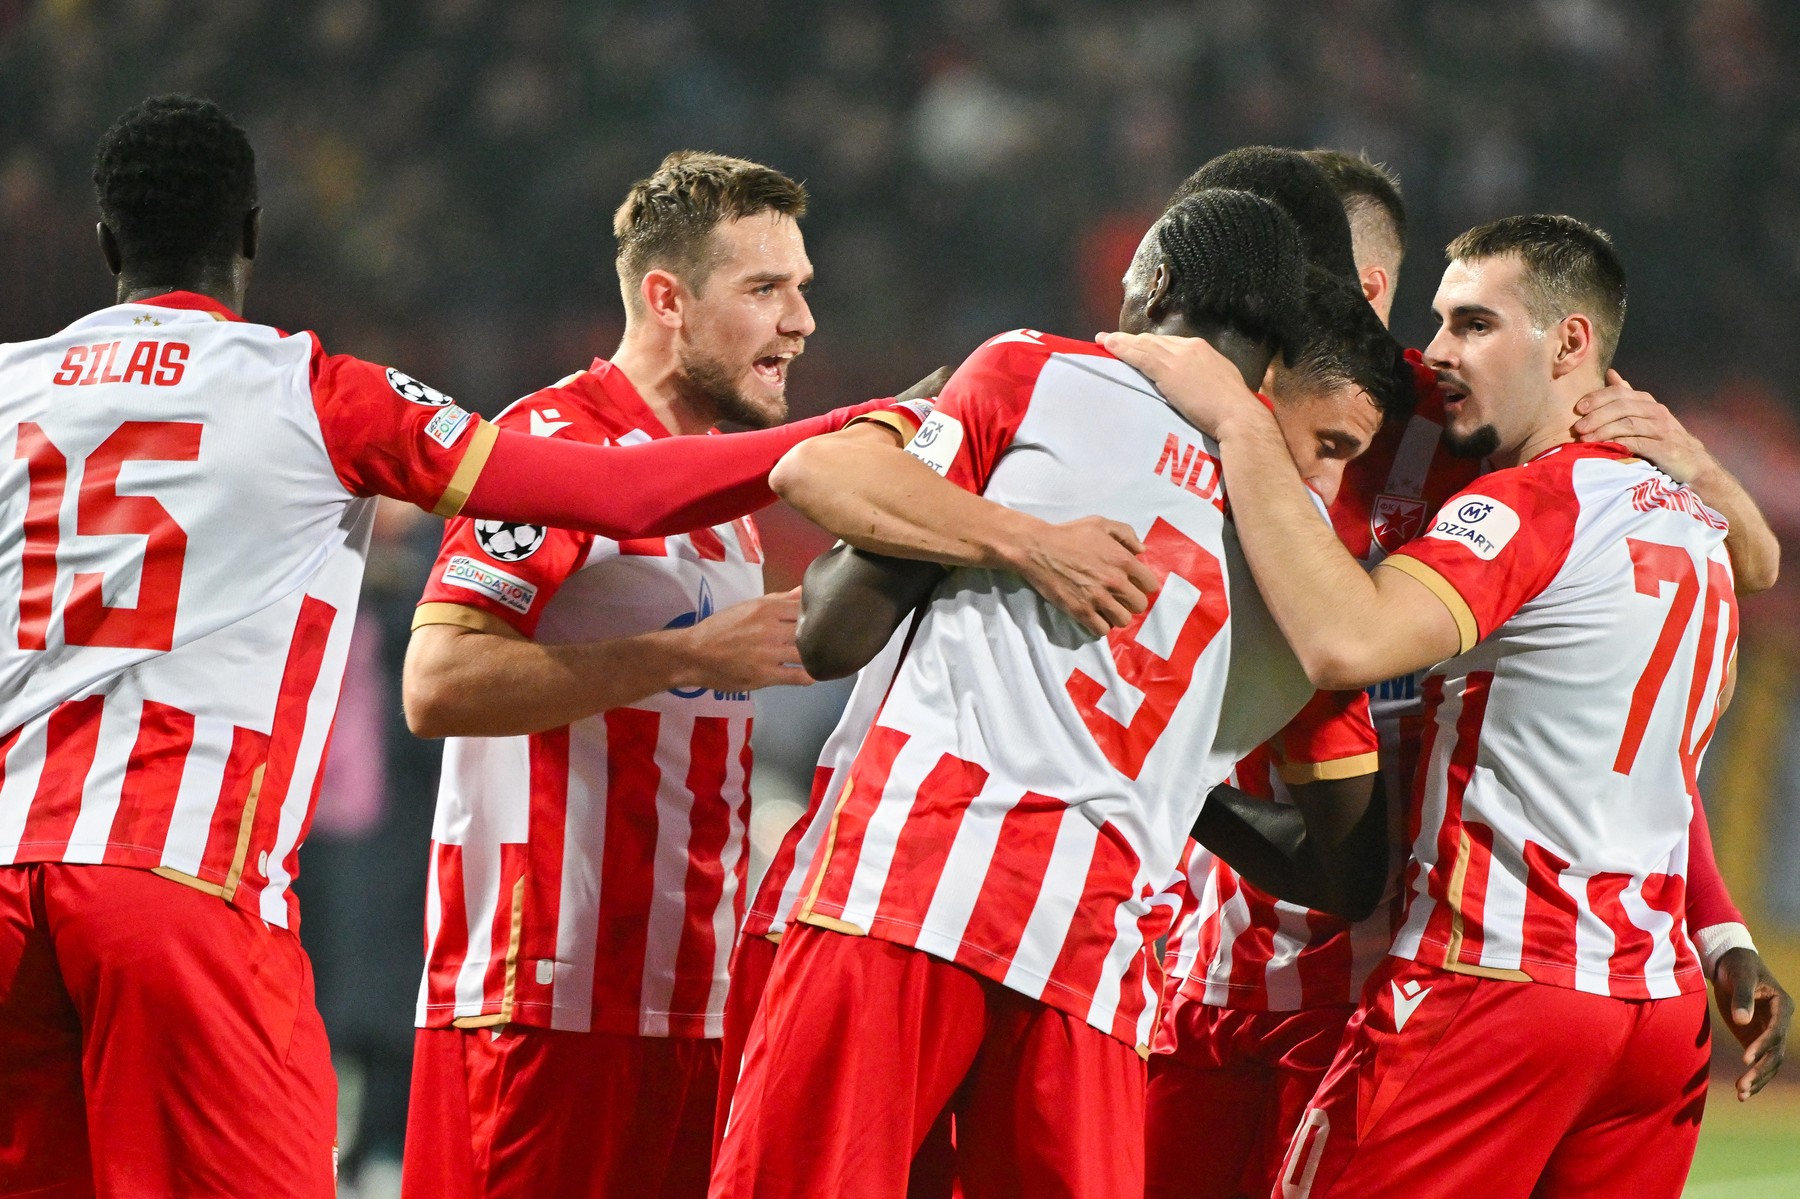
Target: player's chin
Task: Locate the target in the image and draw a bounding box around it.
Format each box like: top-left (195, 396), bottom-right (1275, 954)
top-left (729, 373), bottom-right (790, 427)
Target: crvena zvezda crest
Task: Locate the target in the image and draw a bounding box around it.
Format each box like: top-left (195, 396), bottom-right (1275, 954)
top-left (1370, 493), bottom-right (1429, 553)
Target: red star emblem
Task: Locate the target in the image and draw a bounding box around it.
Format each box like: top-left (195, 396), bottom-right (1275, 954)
top-left (1370, 494), bottom-right (1428, 553)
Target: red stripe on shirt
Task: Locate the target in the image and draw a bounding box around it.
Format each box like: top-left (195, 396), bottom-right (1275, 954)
top-left (1585, 872), bottom-right (1651, 1000)
top-left (1639, 870), bottom-right (1700, 984)
top-left (870, 752), bottom-right (988, 942)
top-left (517, 726), bottom-right (571, 1017)
top-left (744, 763), bottom-right (834, 936)
top-left (617, 537), bottom-right (669, 556)
top-left (687, 527), bottom-right (727, 561)
top-left (1043, 825), bottom-right (1140, 1016)
top-left (954, 792), bottom-right (1065, 975)
top-left (196, 725), bottom-right (273, 883)
top-left (1427, 672), bottom-right (1493, 965)
top-left (805, 724), bottom-right (910, 919)
top-left (425, 842), bottom-right (472, 1016)
top-left (478, 842), bottom-right (529, 1018)
top-left (1519, 840), bottom-right (1579, 989)
top-left (17, 697), bottom-right (108, 858)
top-left (668, 717), bottom-right (733, 1034)
top-left (593, 708), bottom-right (662, 1020)
top-left (103, 701), bottom-right (196, 866)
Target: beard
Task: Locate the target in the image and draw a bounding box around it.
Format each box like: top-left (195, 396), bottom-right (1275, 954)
top-left (1443, 422), bottom-right (1499, 460)
top-left (674, 346), bottom-right (789, 429)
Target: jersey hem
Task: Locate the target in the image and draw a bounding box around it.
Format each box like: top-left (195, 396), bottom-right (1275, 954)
top-left (1400, 938), bottom-right (1707, 996)
top-left (410, 601), bottom-right (525, 638)
top-left (1276, 751), bottom-right (1381, 785)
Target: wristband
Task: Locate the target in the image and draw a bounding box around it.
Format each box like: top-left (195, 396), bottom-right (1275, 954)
top-left (1694, 921), bottom-right (1757, 976)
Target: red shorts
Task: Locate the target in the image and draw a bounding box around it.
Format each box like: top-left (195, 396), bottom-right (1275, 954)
top-left (710, 924), bottom-right (1145, 1199)
top-left (716, 930), bottom-right (960, 1199)
top-left (1279, 957), bottom-right (1709, 1199)
top-left (0, 862), bottom-right (335, 1199)
top-left (1144, 997), bottom-right (1353, 1199)
top-left (403, 1023), bottom-right (721, 1199)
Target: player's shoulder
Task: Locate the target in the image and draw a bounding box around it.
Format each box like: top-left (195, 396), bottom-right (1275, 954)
top-left (491, 366), bottom-right (622, 442)
top-left (964, 328), bottom-right (1114, 375)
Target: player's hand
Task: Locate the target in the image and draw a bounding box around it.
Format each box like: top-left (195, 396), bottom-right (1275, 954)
top-left (1571, 371), bottom-right (1711, 483)
top-left (1012, 516), bottom-right (1158, 637)
top-left (677, 588), bottom-right (815, 692)
top-left (1097, 331), bottom-right (1264, 438)
top-left (1712, 946), bottom-right (1793, 1100)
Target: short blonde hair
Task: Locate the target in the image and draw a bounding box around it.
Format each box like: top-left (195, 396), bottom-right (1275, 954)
top-left (613, 151), bottom-right (807, 304)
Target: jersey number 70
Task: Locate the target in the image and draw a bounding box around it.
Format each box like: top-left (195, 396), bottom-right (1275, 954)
top-left (14, 421), bottom-right (201, 652)
top-left (1065, 518), bottom-right (1229, 779)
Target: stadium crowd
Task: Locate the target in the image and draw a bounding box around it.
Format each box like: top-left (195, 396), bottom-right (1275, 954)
top-left (4, 3), bottom-right (1800, 1198)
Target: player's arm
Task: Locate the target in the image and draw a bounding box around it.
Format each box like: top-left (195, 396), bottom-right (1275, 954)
top-left (1100, 331), bottom-right (1461, 689)
top-left (1192, 773), bottom-right (1387, 920)
top-left (1687, 796), bottom-right (1793, 1100)
top-left (796, 542), bottom-right (943, 680)
top-left (1572, 370), bottom-right (1779, 593)
top-left (404, 591), bottom-right (810, 739)
top-left (770, 432), bottom-right (1157, 638)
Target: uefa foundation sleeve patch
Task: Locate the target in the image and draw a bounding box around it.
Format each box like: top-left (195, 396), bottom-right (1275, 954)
top-left (1424, 496), bottom-right (1519, 561)
top-left (441, 555), bottom-right (538, 614)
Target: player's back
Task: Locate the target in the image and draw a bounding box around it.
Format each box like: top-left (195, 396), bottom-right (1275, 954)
top-left (798, 330), bottom-right (1314, 1048)
top-left (1384, 443), bottom-right (1736, 997)
top-left (0, 294), bottom-right (477, 926)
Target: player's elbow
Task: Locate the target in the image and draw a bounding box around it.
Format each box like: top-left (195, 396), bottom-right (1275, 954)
top-left (402, 670), bottom-right (456, 740)
top-left (402, 628), bottom-right (468, 739)
top-left (1301, 646), bottom-right (1379, 694)
top-left (1735, 534), bottom-right (1779, 595)
top-left (769, 440), bottom-right (824, 510)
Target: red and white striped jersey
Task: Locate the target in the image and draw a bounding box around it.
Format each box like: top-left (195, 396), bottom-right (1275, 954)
top-left (414, 360), bottom-right (765, 1037)
top-left (1382, 441), bottom-right (1735, 998)
top-left (742, 619), bottom-right (913, 941)
top-left (1158, 692), bottom-right (1392, 1016)
top-left (792, 330), bottom-right (1321, 1051)
top-left (0, 293), bottom-right (491, 928)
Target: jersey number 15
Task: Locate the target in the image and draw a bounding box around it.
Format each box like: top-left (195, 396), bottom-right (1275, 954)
top-left (14, 421), bottom-right (201, 652)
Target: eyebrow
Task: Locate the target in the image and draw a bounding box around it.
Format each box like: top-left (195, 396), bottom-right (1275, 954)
top-left (1434, 303), bottom-right (1503, 323)
top-left (743, 270), bottom-right (811, 286)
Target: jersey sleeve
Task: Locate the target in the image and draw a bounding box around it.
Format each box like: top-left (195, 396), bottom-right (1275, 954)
top-left (412, 387), bottom-right (596, 639)
top-left (1266, 689), bottom-right (1381, 785)
top-left (901, 332), bottom-right (1049, 495)
top-left (308, 343), bottom-right (496, 516)
top-left (1377, 468), bottom-right (1577, 653)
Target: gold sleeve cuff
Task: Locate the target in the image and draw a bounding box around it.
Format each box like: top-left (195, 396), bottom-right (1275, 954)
top-left (411, 601), bottom-right (526, 638)
top-left (1276, 751), bottom-right (1381, 785)
top-left (1378, 556), bottom-right (1479, 654)
top-left (847, 409), bottom-right (923, 443)
top-left (432, 419), bottom-right (500, 518)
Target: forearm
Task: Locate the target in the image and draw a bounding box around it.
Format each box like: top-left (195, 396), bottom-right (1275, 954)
top-left (797, 543), bottom-right (943, 680)
top-left (1213, 410), bottom-right (1418, 688)
top-left (771, 435), bottom-right (1042, 569)
top-left (405, 627), bottom-right (705, 738)
top-left (1686, 458), bottom-right (1780, 593)
top-left (461, 402), bottom-right (877, 540)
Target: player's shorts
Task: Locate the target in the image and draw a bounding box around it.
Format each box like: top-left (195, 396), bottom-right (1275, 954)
top-left (0, 862), bottom-right (336, 1199)
top-left (716, 929), bottom-right (960, 1199)
top-left (1276, 957), bottom-right (1709, 1199)
top-left (1145, 996), bottom-right (1353, 1199)
top-left (403, 1022), bottom-right (721, 1199)
top-left (710, 924), bottom-right (1145, 1199)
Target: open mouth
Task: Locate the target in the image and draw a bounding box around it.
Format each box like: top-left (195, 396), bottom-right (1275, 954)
top-left (1438, 376), bottom-right (1471, 409)
top-left (752, 351), bottom-right (796, 389)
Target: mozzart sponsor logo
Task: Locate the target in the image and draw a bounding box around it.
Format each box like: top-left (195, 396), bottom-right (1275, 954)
top-left (1424, 496), bottom-right (1519, 561)
top-left (441, 555), bottom-right (537, 614)
top-left (905, 412), bottom-right (963, 476)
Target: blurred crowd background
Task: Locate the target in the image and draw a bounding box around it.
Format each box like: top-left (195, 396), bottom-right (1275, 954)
top-left (5, 1), bottom-right (1800, 1194)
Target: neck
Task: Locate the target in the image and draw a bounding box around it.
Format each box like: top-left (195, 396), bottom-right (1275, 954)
top-left (116, 261), bottom-right (246, 314)
top-left (1153, 316), bottom-right (1273, 391)
top-left (1495, 367), bottom-right (1604, 468)
top-left (608, 324), bottom-right (716, 437)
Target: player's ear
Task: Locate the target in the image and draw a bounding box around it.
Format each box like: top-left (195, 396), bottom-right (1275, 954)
top-left (1144, 261), bottom-right (1173, 325)
top-left (1549, 313), bottom-right (1595, 379)
top-left (97, 222), bottom-right (123, 276)
top-left (640, 269), bottom-right (685, 329)
top-left (1360, 264), bottom-right (1389, 310)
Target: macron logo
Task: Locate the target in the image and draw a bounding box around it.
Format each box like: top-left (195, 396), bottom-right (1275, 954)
top-left (1391, 978), bottom-right (1431, 1032)
top-left (530, 408), bottom-right (572, 438)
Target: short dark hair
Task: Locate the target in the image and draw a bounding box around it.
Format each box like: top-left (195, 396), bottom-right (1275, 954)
top-left (613, 151), bottom-right (808, 307)
top-left (1446, 214), bottom-right (1628, 370)
top-left (1303, 148), bottom-right (1406, 269)
top-left (93, 95), bottom-right (257, 283)
top-left (1172, 147), bottom-right (1357, 282)
top-left (1283, 267), bottom-right (1412, 422)
top-left (1157, 188), bottom-right (1307, 360)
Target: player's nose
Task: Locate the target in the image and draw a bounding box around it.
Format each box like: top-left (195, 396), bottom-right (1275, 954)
top-left (1309, 460), bottom-right (1346, 507)
top-left (1422, 326), bottom-right (1455, 371)
top-left (784, 292), bottom-right (816, 339)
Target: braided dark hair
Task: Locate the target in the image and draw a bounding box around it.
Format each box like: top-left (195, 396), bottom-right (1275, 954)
top-left (1173, 147), bottom-right (1358, 282)
top-left (93, 95), bottom-right (257, 283)
top-left (1283, 266), bottom-right (1413, 422)
top-left (1156, 188), bottom-right (1307, 361)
